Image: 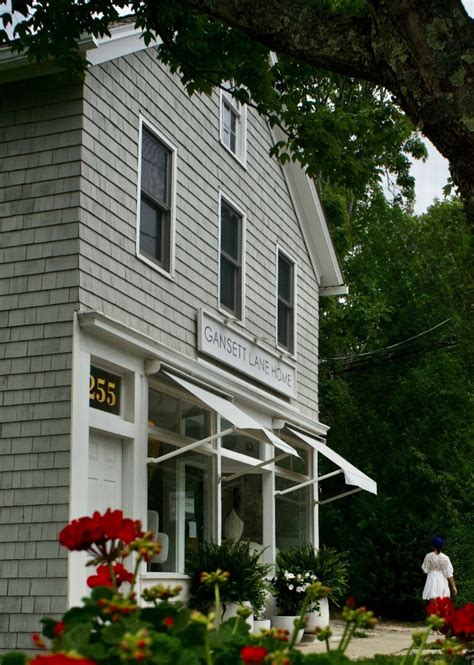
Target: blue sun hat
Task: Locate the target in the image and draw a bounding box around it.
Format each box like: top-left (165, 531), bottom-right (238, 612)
top-left (432, 535), bottom-right (444, 549)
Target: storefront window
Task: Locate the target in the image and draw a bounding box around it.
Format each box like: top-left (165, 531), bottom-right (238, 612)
top-left (221, 417), bottom-right (261, 459)
top-left (275, 476), bottom-right (310, 551)
top-left (147, 386), bottom-right (213, 573)
top-left (148, 441), bottom-right (213, 573)
top-left (275, 446), bottom-right (309, 475)
top-left (149, 388), bottom-right (211, 439)
top-left (221, 472), bottom-right (263, 549)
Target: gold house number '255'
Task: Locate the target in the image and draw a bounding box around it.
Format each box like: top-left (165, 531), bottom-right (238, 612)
top-left (89, 366), bottom-right (121, 414)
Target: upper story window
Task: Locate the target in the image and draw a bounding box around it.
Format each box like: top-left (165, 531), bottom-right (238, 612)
top-left (219, 196), bottom-right (244, 319)
top-left (138, 121), bottom-right (176, 274)
top-left (277, 250), bottom-right (296, 353)
top-left (220, 87), bottom-right (247, 166)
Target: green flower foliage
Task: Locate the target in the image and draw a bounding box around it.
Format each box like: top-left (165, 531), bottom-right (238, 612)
top-left (185, 540), bottom-right (271, 616)
top-left (276, 545), bottom-right (349, 604)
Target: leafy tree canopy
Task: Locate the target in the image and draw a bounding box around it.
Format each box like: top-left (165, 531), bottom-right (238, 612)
top-left (1, 0), bottom-right (473, 221)
top-left (319, 196), bottom-right (473, 617)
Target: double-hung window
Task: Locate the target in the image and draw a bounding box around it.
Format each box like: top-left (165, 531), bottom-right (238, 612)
top-left (219, 197), bottom-right (244, 319)
top-left (220, 88), bottom-right (246, 165)
top-left (277, 250), bottom-right (295, 353)
top-left (138, 123), bottom-right (175, 273)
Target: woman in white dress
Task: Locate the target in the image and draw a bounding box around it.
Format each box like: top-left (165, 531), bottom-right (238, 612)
top-left (422, 535), bottom-right (457, 600)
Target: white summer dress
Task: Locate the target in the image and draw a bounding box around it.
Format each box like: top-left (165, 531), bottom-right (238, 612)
top-left (421, 551), bottom-right (454, 600)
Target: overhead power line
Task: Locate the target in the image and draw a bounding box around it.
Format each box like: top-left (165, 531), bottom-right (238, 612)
top-left (321, 318), bottom-right (452, 363)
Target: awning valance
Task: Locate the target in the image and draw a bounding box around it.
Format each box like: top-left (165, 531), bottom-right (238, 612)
top-left (161, 371), bottom-right (299, 458)
top-left (288, 428), bottom-right (377, 495)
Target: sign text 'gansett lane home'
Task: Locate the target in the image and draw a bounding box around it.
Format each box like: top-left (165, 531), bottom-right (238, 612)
top-left (198, 310), bottom-right (296, 397)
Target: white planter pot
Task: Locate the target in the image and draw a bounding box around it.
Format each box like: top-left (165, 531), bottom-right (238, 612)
top-left (222, 601), bottom-right (254, 629)
top-left (253, 619), bottom-right (271, 632)
top-left (271, 615), bottom-right (304, 644)
top-left (305, 597), bottom-right (330, 632)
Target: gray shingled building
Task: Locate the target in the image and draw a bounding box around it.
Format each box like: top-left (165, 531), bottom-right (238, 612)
top-left (0, 22), bottom-right (376, 652)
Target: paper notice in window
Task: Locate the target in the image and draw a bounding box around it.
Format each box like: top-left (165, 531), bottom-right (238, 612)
top-left (188, 521), bottom-right (197, 538)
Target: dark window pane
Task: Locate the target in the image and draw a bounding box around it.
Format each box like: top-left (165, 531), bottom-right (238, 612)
top-left (148, 389), bottom-right (179, 432)
top-left (278, 253), bottom-right (292, 302)
top-left (278, 300), bottom-right (291, 348)
top-left (220, 256), bottom-right (237, 312)
top-left (140, 196), bottom-right (169, 265)
top-left (221, 202), bottom-right (241, 260)
top-left (222, 103), bottom-right (237, 153)
top-left (141, 130), bottom-right (168, 204)
top-left (140, 197), bottom-right (163, 261)
top-left (181, 401), bottom-right (211, 439)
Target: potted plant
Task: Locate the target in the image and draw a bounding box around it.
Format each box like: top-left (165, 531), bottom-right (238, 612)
top-left (275, 544), bottom-right (349, 631)
top-left (185, 539), bottom-right (271, 625)
top-left (271, 557), bottom-right (319, 644)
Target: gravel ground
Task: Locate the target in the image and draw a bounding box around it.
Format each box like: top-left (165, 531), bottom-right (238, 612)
top-left (297, 620), bottom-right (439, 659)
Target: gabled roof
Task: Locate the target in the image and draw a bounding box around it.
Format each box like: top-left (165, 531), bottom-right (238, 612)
top-left (0, 20), bottom-right (345, 292)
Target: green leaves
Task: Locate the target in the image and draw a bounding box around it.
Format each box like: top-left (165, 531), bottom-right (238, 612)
top-left (185, 540), bottom-right (271, 616)
top-left (0, 654), bottom-right (28, 665)
top-left (319, 197), bottom-right (473, 618)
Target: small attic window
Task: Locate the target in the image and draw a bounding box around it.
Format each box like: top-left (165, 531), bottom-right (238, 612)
top-left (220, 85), bottom-right (247, 166)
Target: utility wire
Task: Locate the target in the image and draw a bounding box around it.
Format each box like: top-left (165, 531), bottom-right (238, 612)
top-left (321, 317), bottom-right (452, 362)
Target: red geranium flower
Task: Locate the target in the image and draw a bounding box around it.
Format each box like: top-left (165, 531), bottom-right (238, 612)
top-left (59, 510), bottom-right (143, 554)
top-left (32, 633), bottom-right (46, 648)
top-left (346, 596), bottom-right (356, 609)
top-left (427, 597), bottom-right (455, 635)
top-left (451, 603), bottom-right (474, 641)
top-left (240, 646), bottom-right (268, 664)
top-left (30, 656), bottom-right (96, 665)
top-left (163, 616), bottom-right (174, 627)
top-left (53, 621), bottom-right (65, 637)
top-left (87, 562), bottom-right (134, 589)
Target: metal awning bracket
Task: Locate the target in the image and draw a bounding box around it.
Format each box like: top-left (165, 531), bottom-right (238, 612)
top-left (147, 427), bottom-right (235, 465)
top-left (274, 468), bottom-right (344, 497)
top-left (222, 453), bottom-right (289, 483)
top-left (314, 487), bottom-right (362, 506)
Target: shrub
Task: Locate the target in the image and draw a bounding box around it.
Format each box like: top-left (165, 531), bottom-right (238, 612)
top-left (185, 540), bottom-right (271, 616)
top-left (276, 545), bottom-right (349, 604)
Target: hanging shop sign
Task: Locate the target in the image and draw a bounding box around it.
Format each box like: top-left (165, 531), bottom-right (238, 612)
top-left (89, 366), bottom-right (121, 415)
top-left (197, 310), bottom-right (296, 398)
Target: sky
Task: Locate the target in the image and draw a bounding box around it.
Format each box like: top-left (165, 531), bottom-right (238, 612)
top-left (409, 142), bottom-right (450, 215)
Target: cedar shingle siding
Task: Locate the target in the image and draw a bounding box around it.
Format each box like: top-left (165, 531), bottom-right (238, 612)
top-left (1, 49), bottom-right (319, 651)
top-left (0, 76), bottom-right (82, 650)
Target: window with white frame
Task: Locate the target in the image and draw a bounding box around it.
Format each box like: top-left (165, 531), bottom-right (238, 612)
top-left (147, 386), bottom-right (214, 573)
top-left (275, 440), bottom-right (312, 551)
top-left (220, 87), bottom-right (246, 164)
top-left (138, 123), bottom-right (175, 272)
top-left (277, 250), bottom-right (295, 352)
top-left (219, 197), bottom-right (243, 318)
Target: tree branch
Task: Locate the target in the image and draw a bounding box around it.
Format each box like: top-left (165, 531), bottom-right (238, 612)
top-left (175, 0), bottom-right (382, 83)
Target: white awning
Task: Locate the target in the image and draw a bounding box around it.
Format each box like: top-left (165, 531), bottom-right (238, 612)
top-left (163, 372), bottom-right (299, 458)
top-left (288, 428), bottom-right (377, 494)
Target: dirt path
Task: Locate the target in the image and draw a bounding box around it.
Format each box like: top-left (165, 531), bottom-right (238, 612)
top-left (298, 620), bottom-right (438, 659)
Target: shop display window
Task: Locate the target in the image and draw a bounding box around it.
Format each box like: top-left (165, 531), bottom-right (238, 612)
top-left (220, 417), bottom-right (261, 459)
top-left (221, 473), bottom-right (263, 550)
top-left (147, 442), bottom-right (213, 573)
top-left (148, 388), bottom-right (211, 439)
top-left (147, 387), bottom-right (213, 573)
top-left (275, 476), bottom-right (310, 551)
top-left (275, 445), bottom-right (309, 475)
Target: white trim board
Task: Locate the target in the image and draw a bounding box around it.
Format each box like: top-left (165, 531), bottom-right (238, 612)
top-left (78, 309), bottom-right (329, 437)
